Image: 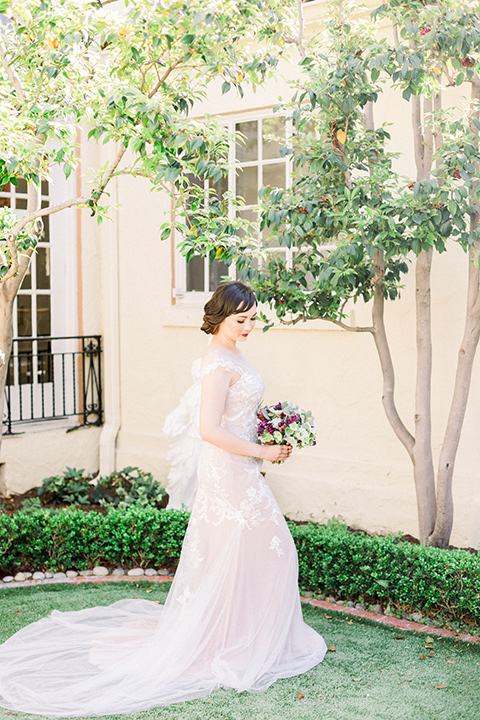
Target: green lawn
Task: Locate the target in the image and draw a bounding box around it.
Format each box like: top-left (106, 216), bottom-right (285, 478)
top-left (1, 581), bottom-right (479, 720)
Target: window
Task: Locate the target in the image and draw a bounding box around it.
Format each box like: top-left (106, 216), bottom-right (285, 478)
top-left (1, 163), bottom-right (80, 431)
top-left (0, 179), bottom-right (52, 385)
top-left (174, 110), bottom-right (293, 302)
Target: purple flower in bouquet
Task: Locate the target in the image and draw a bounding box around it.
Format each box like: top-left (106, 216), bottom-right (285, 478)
top-left (256, 401), bottom-right (316, 460)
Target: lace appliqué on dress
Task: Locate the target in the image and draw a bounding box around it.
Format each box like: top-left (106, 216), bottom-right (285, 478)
top-left (269, 536), bottom-right (285, 557)
top-left (177, 586), bottom-right (193, 606)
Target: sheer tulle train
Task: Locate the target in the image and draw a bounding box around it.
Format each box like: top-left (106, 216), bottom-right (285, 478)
top-left (0, 350), bottom-right (327, 716)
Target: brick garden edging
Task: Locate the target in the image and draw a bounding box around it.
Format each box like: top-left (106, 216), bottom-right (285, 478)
top-left (1, 572), bottom-right (479, 645)
top-left (303, 597), bottom-right (480, 645)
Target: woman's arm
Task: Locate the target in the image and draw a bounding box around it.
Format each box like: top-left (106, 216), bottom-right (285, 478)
top-left (199, 368), bottom-right (291, 463)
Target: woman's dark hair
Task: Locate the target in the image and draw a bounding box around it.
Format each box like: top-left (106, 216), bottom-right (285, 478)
top-left (201, 281), bottom-right (256, 335)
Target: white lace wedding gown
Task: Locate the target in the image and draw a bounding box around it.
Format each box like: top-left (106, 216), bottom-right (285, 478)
top-left (0, 349), bottom-right (327, 717)
top-left (162, 357), bottom-right (202, 510)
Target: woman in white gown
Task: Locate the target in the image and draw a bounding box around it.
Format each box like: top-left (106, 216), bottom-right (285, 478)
top-left (0, 281), bottom-right (327, 717)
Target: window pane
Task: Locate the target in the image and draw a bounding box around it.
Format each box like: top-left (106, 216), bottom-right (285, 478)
top-left (41, 200), bottom-right (50, 242)
top-left (15, 197), bottom-right (27, 210)
top-left (37, 340), bottom-right (53, 384)
top-left (17, 295), bottom-right (32, 336)
top-left (262, 227), bottom-right (283, 248)
top-left (1, 182), bottom-right (10, 193)
top-left (209, 259), bottom-right (228, 290)
top-left (210, 175), bottom-right (228, 201)
top-left (236, 255), bottom-right (259, 282)
top-left (262, 249), bottom-right (287, 267)
top-left (37, 294), bottom-right (51, 336)
top-left (36, 247), bottom-right (50, 289)
top-left (236, 166), bottom-right (258, 205)
top-left (263, 163), bottom-right (286, 189)
top-left (0, 197), bottom-right (10, 208)
top-left (262, 116), bottom-right (285, 160)
top-left (236, 208), bottom-right (258, 239)
top-left (21, 263), bottom-right (32, 290)
top-left (41, 179), bottom-right (49, 196)
top-left (18, 340), bottom-right (33, 386)
top-left (294, 117), bottom-right (316, 138)
top-left (236, 120), bottom-right (258, 162)
top-left (6, 354), bottom-right (14, 386)
top-left (186, 255), bottom-right (205, 292)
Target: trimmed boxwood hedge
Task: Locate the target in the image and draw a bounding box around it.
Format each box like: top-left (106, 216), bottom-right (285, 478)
top-left (1, 507), bottom-right (479, 626)
top-left (290, 523), bottom-right (480, 626)
top-left (0, 507), bottom-right (189, 572)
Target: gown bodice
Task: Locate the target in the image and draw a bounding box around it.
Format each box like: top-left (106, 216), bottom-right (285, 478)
top-left (201, 349), bottom-right (265, 445)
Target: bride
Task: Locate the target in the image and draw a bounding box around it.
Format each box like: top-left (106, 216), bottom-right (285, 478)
top-left (0, 281), bottom-right (327, 717)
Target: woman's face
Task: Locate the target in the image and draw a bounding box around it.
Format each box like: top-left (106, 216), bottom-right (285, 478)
top-left (218, 303), bottom-right (257, 343)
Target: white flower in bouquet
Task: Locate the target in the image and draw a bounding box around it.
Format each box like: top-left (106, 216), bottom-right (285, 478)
top-left (256, 401), bottom-right (316, 456)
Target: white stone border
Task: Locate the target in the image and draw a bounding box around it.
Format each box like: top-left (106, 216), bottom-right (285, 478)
top-left (0, 567), bottom-right (174, 588)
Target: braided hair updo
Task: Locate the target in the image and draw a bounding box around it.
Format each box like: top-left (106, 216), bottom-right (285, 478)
top-left (201, 281), bottom-right (256, 335)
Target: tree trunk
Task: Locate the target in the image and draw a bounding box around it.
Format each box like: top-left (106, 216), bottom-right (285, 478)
top-left (0, 285), bottom-right (14, 492)
top-left (426, 77), bottom-right (480, 547)
top-left (0, 182), bottom-right (40, 479)
top-left (412, 247), bottom-right (436, 543)
top-left (410, 91), bottom-right (437, 543)
top-left (428, 305), bottom-right (480, 547)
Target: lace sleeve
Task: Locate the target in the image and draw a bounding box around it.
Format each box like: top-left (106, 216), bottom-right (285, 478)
top-left (201, 352), bottom-right (239, 378)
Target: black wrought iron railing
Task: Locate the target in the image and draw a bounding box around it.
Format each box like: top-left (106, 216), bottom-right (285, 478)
top-left (3, 335), bottom-right (103, 435)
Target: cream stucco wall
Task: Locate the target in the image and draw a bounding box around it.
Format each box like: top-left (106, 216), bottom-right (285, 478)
top-left (2, 0), bottom-right (479, 550)
top-left (110, 1), bottom-right (480, 549)
top-left (0, 426), bottom-right (102, 496)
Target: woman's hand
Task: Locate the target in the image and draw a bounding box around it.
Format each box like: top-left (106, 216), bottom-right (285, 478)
top-left (260, 443), bottom-right (292, 463)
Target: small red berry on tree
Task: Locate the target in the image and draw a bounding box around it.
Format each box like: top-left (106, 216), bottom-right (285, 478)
top-left (461, 55), bottom-right (475, 68)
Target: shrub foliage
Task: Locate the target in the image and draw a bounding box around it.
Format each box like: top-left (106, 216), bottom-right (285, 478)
top-left (37, 466), bottom-right (167, 509)
top-left (1, 509), bottom-right (479, 626)
top-left (0, 507), bottom-right (189, 572)
top-left (290, 523), bottom-right (480, 626)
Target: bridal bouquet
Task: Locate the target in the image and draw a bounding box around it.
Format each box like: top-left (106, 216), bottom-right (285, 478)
top-left (256, 402), bottom-right (316, 452)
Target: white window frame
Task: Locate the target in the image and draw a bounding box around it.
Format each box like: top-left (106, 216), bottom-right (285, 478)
top-left (4, 164), bottom-right (78, 340)
top-left (2, 162), bottom-right (79, 430)
top-left (173, 107), bottom-right (293, 304)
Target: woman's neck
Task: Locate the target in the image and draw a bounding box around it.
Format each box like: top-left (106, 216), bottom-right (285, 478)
top-left (209, 336), bottom-right (239, 353)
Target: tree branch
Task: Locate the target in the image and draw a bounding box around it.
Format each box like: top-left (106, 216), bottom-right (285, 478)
top-left (363, 101), bottom-right (374, 132)
top-left (371, 249), bottom-right (415, 456)
top-left (468, 76), bottom-right (480, 312)
top-left (5, 196), bottom-right (89, 246)
top-left (423, 95), bottom-right (434, 174)
top-left (148, 58), bottom-right (184, 99)
top-left (1, 133), bottom-right (128, 286)
top-left (412, 95), bottom-right (425, 180)
top-left (281, 314), bottom-right (373, 332)
top-left (283, 0), bottom-right (306, 60)
top-left (99, 145), bottom-right (127, 193)
top-left (316, 317), bottom-right (373, 332)
top-left (0, 42), bottom-right (26, 101)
